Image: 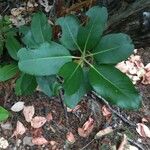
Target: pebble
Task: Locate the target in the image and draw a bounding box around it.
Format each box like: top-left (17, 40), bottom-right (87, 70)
top-left (16, 139), bottom-right (22, 147)
top-left (0, 137), bottom-right (9, 149)
top-left (23, 136), bottom-right (34, 146)
top-left (1, 122), bottom-right (13, 130)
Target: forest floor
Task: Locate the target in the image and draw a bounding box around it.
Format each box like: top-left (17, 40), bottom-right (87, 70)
top-left (0, 0), bottom-right (150, 150)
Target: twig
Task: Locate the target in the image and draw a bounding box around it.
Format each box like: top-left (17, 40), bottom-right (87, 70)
top-left (58, 89), bottom-right (69, 126)
top-left (91, 91), bottom-right (136, 127)
top-left (79, 139), bottom-right (95, 150)
top-left (1, 5), bottom-right (9, 15)
top-left (117, 133), bottom-right (145, 150)
top-left (60, 0), bottom-right (96, 16)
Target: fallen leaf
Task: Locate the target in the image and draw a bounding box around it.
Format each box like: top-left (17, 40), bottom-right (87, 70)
top-left (12, 121), bottom-right (26, 137)
top-left (46, 113), bottom-right (53, 122)
top-left (78, 117), bottom-right (94, 137)
top-left (116, 61), bottom-right (128, 73)
top-left (136, 123), bottom-right (150, 138)
top-left (118, 134), bottom-right (128, 150)
top-left (95, 126), bottom-right (113, 139)
top-left (67, 105), bottom-right (81, 112)
top-left (23, 106), bottom-right (35, 122)
top-left (142, 118), bottom-right (148, 123)
top-left (127, 145), bottom-right (139, 150)
top-left (11, 101), bottom-right (24, 112)
top-left (102, 105), bottom-right (111, 117)
top-left (142, 63), bottom-right (150, 85)
top-left (50, 140), bottom-right (58, 149)
top-left (31, 116), bottom-right (47, 128)
top-left (32, 136), bottom-right (48, 145)
top-left (145, 63), bottom-right (150, 71)
top-left (66, 132), bottom-right (76, 144)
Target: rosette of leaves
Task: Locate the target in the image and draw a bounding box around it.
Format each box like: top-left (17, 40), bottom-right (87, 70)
top-left (18, 6), bottom-right (141, 109)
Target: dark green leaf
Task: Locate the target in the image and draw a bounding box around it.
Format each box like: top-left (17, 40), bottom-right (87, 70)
top-left (36, 75), bottom-right (58, 96)
top-left (15, 73), bottom-right (37, 95)
top-left (64, 83), bottom-right (86, 108)
top-left (0, 40), bottom-right (4, 55)
top-left (5, 36), bottom-right (22, 60)
top-left (56, 15), bottom-right (80, 51)
top-left (19, 26), bottom-right (38, 48)
top-left (83, 67), bottom-right (92, 92)
top-left (31, 12), bottom-right (52, 44)
top-left (59, 62), bottom-right (87, 108)
top-left (18, 42), bottom-right (72, 75)
top-left (0, 106), bottom-right (9, 122)
top-left (89, 65), bottom-right (141, 109)
top-left (0, 64), bottom-right (18, 81)
top-left (77, 6), bottom-right (108, 51)
top-left (59, 62), bottom-right (83, 95)
top-left (93, 33), bottom-right (134, 64)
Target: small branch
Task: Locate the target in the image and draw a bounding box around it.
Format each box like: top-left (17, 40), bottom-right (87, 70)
top-left (0, 5), bottom-right (9, 15)
top-left (58, 89), bottom-right (69, 126)
top-left (60, 0), bottom-right (96, 16)
top-left (79, 139), bottom-right (95, 150)
top-left (91, 91), bottom-right (136, 127)
top-left (117, 133), bottom-right (145, 150)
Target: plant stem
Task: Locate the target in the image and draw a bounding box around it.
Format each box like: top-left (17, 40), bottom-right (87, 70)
top-left (58, 89), bottom-right (69, 126)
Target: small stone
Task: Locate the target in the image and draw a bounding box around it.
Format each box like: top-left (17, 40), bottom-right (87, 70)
top-left (16, 139), bottom-right (22, 147)
top-left (23, 136), bottom-right (34, 146)
top-left (0, 137), bottom-right (9, 149)
top-left (1, 122), bottom-right (13, 130)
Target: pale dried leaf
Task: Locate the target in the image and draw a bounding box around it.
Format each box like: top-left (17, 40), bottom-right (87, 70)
top-left (46, 113), bottom-right (53, 122)
top-left (12, 121), bottom-right (26, 137)
top-left (66, 132), bottom-right (76, 144)
top-left (145, 63), bottom-right (150, 71)
top-left (95, 126), bottom-right (113, 139)
top-left (67, 105), bottom-right (81, 112)
top-left (142, 63), bottom-right (150, 85)
top-left (78, 117), bottom-right (94, 137)
top-left (116, 61), bottom-right (128, 73)
top-left (23, 106), bottom-right (35, 122)
top-left (32, 136), bottom-right (48, 145)
top-left (50, 140), bottom-right (58, 149)
top-left (136, 123), bottom-right (150, 138)
top-left (142, 118), bottom-right (148, 123)
top-left (11, 101), bottom-right (24, 112)
top-left (11, 7), bottom-right (25, 16)
top-left (38, 0), bottom-right (52, 12)
top-left (127, 145), bottom-right (139, 150)
top-left (102, 105), bottom-right (111, 117)
top-left (118, 134), bottom-right (128, 150)
top-left (31, 116), bottom-right (47, 128)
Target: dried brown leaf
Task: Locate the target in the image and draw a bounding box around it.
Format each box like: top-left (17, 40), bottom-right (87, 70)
top-left (102, 105), bottom-right (111, 117)
top-left (12, 121), bottom-right (26, 137)
top-left (66, 132), bottom-right (76, 144)
top-left (23, 106), bottom-right (35, 122)
top-left (95, 126), bottom-right (113, 139)
top-left (46, 113), bottom-right (53, 122)
top-left (32, 136), bottom-right (48, 145)
top-left (118, 134), bottom-right (128, 150)
top-left (31, 116), bottom-right (47, 128)
top-left (78, 117), bottom-right (94, 137)
top-left (136, 123), bottom-right (150, 138)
